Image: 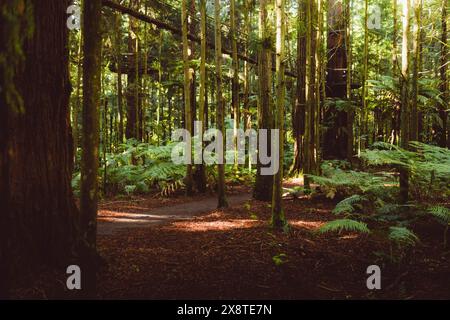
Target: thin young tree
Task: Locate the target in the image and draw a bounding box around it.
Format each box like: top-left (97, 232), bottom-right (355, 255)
top-left (410, 0), bottom-right (422, 141)
top-left (73, 32), bottom-right (83, 160)
top-left (215, 0), bottom-right (229, 208)
top-left (231, 0), bottom-right (240, 165)
top-left (272, 0), bottom-right (287, 229)
top-left (399, 0), bottom-right (411, 203)
top-left (438, 0), bottom-right (448, 147)
top-left (303, 0), bottom-right (314, 190)
top-left (197, 0), bottom-right (208, 193)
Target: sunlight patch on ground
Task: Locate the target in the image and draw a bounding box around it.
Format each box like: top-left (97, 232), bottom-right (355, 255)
top-left (99, 217), bottom-right (154, 224)
top-left (339, 234), bottom-right (360, 240)
top-left (289, 220), bottom-right (325, 230)
top-left (98, 210), bottom-right (192, 224)
top-left (286, 177), bottom-right (304, 185)
top-left (170, 219), bottom-right (259, 232)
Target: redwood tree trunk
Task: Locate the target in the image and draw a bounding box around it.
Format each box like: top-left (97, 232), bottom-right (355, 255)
top-left (1, 0), bottom-right (80, 291)
top-left (292, 0), bottom-right (306, 175)
top-left (323, 0), bottom-right (349, 160)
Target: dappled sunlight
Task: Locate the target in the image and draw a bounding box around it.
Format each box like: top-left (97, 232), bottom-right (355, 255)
top-left (286, 177), bottom-right (304, 185)
top-left (289, 220), bottom-right (325, 230)
top-left (169, 219), bottom-right (260, 232)
top-left (339, 234), bottom-right (360, 240)
top-left (98, 210), bottom-right (195, 225)
top-left (99, 217), bottom-right (156, 224)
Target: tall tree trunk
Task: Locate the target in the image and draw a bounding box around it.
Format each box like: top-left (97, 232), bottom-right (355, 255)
top-left (231, 0), bottom-right (240, 166)
top-left (189, 0), bottom-right (196, 136)
top-left (215, 0), bottom-right (228, 208)
top-left (314, 0), bottom-right (323, 171)
top-left (345, 0), bottom-right (354, 161)
top-left (410, 0), bottom-right (422, 141)
top-left (81, 0), bottom-right (102, 294)
top-left (73, 33), bottom-right (83, 161)
top-left (392, 0), bottom-right (400, 144)
top-left (115, 13), bottom-right (124, 144)
top-left (254, 0), bottom-right (274, 201)
top-left (323, 0), bottom-right (349, 160)
top-left (361, 0), bottom-right (369, 150)
top-left (196, 0), bottom-right (208, 193)
top-left (0, 0), bottom-right (81, 294)
top-left (292, 0), bottom-right (306, 175)
top-left (243, 0), bottom-right (252, 150)
top-left (400, 0), bottom-right (411, 203)
top-left (126, 2), bottom-right (139, 140)
top-left (303, 0), bottom-right (314, 189)
top-left (272, 0), bottom-right (287, 229)
top-left (182, 0), bottom-right (194, 195)
top-left (438, 0), bottom-right (448, 147)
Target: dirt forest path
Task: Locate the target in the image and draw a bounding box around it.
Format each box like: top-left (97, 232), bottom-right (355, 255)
top-left (98, 193), bottom-right (252, 235)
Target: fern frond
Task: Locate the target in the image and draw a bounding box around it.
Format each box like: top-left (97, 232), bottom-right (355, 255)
top-left (389, 226), bottom-right (419, 246)
top-left (332, 195), bottom-right (366, 215)
top-left (318, 219), bottom-right (370, 234)
top-left (428, 206), bottom-right (450, 224)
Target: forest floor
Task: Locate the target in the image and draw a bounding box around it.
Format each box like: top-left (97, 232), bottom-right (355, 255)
top-left (12, 182), bottom-right (450, 299)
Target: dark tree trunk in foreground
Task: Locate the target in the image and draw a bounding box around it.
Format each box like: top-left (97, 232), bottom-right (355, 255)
top-left (323, 0), bottom-right (349, 160)
top-left (0, 0), bottom-right (80, 294)
top-left (81, 0), bottom-right (102, 295)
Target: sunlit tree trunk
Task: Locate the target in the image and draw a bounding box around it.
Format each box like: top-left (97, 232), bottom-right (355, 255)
top-left (196, 0), bottom-right (208, 193)
top-left (243, 0), bottom-right (253, 169)
top-left (215, 0), bottom-right (228, 208)
top-left (182, 0), bottom-right (193, 195)
top-left (314, 0), bottom-right (323, 171)
top-left (410, 0), bottom-right (422, 141)
top-left (361, 0), bottom-right (369, 150)
top-left (231, 0), bottom-right (240, 166)
top-left (438, 0), bottom-right (448, 148)
top-left (126, 2), bottom-right (139, 140)
top-left (272, 0), bottom-right (287, 229)
top-left (345, 0), bottom-right (354, 161)
top-left (115, 13), bottom-right (124, 144)
top-left (391, 0), bottom-right (399, 145)
top-left (73, 32), bottom-right (83, 161)
top-left (400, 0), bottom-right (411, 203)
top-left (303, 0), bottom-right (314, 189)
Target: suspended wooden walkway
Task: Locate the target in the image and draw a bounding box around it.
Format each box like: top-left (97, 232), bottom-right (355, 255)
top-left (102, 0), bottom-right (297, 78)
